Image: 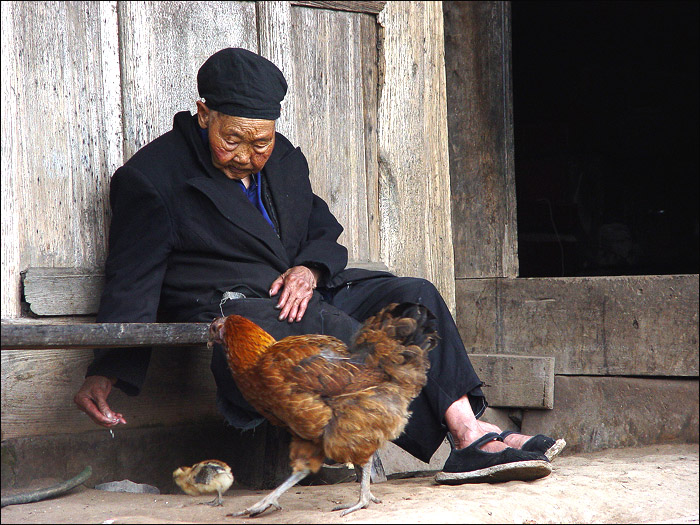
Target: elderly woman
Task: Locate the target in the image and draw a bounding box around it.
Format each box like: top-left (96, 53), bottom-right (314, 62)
top-left (74, 48), bottom-right (562, 488)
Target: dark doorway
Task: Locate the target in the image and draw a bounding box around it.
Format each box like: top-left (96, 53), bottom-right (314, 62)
top-left (512, 1), bottom-right (699, 277)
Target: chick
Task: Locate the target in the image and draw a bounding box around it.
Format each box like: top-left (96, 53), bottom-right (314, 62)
top-left (173, 459), bottom-right (234, 506)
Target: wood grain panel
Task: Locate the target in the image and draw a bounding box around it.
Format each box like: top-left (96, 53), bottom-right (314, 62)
top-left (377, 1), bottom-right (456, 313)
top-left (469, 354), bottom-right (554, 409)
top-left (360, 15), bottom-right (381, 262)
top-left (20, 263), bottom-right (388, 316)
top-left (1, 347), bottom-right (218, 440)
top-left (23, 267), bottom-right (105, 316)
top-left (1, 1), bottom-right (122, 317)
top-left (456, 274), bottom-right (699, 376)
top-left (444, 1), bottom-right (518, 278)
top-left (521, 376), bottom-right (699, 453)
top-left (289, 6), bottom-right (377, 262)
top-left (257, 1), bottom-right (299, 146)
top-left (118, 1), bottom-right (258, 159)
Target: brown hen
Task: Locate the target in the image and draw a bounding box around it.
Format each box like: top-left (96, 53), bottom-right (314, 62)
top-left (207, 302), bottom-right (438, 517)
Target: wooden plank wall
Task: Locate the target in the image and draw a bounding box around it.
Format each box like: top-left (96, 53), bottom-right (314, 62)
top-left (377, 1), bottom-right (456, 312)
top-left (1, 1), bottom-right (454, 440)
top-left (2, 346), bottom-right (219, 439)
top-left (2, 1), bottom-right (454, 318)
top-left (444, 1), bottom-right (518, 279)
top-left (456, 275), bottom-right (699, 377)
top-left (118, 1), bottom-right (259, 160)
top-left (1, 2), bottom-right (122, 317)
top-left (288, 7), bottom-right (379, 264)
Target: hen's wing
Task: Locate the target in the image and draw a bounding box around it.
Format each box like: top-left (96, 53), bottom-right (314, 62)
top-left (250, 334), bottom-right (384, 440)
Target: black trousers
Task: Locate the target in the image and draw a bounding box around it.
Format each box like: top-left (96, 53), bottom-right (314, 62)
top-left (210, 275), bottom-right (486, 464)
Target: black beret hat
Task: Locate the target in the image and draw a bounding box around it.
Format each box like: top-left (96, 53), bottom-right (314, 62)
top-left (197, 48), bottom-right (287, 120)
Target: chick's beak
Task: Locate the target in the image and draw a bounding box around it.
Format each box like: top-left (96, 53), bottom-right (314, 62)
top-left (207, 317), bottom-right (226, 349)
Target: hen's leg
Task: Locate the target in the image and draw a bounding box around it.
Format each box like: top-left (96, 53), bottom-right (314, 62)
top-left (332, 462), bottom-right (381, 516)
top-left (227, 469), bottom-right (309, 518)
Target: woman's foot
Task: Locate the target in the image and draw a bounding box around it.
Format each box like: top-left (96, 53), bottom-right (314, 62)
top-left (501, 431), bottom-right (535, 449)
top-left (445, 396), bottom-right (535, 453)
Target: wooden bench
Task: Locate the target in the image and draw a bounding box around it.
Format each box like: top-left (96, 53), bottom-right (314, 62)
top-left (1, 265), bottom-right (554, 488)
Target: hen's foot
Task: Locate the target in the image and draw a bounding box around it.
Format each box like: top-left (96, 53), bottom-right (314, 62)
top-left (332, 492), bottom-right (381, 516)
top-left (331, 461), bottom-right (381, 516)
top-left (227, 494), bottom-right (282, 517)
top-left (226, 468), bottom-right (309, 518)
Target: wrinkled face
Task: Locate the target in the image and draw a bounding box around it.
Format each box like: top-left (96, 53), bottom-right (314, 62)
top-left (196, 101), bottom-right (275, 182)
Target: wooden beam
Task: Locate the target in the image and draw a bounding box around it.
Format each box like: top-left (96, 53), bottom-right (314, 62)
top-left (1, 321), bottom-right (208, 350)
top-left (469, 354), bottom-right (554, 409)
top-left (444, 1), bottom-right (518, 278)
top-left (290, 1), bottom-right (386, 15)
top-left (521, 375), bottom-right (699, 454)
top-left (22, 268), bottom-right (105, 316)
top-left (456, 274), bottom-right (700, 376)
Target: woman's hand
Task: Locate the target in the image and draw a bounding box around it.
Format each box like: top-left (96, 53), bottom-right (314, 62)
top-left (74, 375), bottom-right (127, 428)
top-left (269, 265), bottom-right (321, 322)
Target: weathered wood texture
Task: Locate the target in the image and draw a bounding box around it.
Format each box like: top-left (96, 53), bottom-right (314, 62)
top-left (23, 268), bottom-right (105, 316)
top-left (288, 7), bottom-right (380, 263)
top-left (1, 347), bottom-right (218, 440)
top-left (118, 1), bottom-right (258, 160)
top-left (3, 1), bottom-right (455, 318)
top-left (1, 1), bottom-right (122, 318)
top-left (0, 348), bottom-right (554, 440)
top-left (257, 1), bottom-right (299, 146)
top-left (290, 1), bottom-right (386, 14)
top-left (1, 321), bottom-right (208, 350)
top-left (521, 376), bottom-right (699, 454)
top-left (20, 264), bottom-right (388, 317)
top-left (377, 1), bottom-right (456, 314)
top-left (470, 354), bottom-right (554, 409)
top-left (443, 1), bottom-right (518, 278)
top-left (456, 274), bottom-right (700, 376)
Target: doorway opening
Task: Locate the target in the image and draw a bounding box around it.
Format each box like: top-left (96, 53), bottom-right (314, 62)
top-left (512, 1), bottom-right (699, 277)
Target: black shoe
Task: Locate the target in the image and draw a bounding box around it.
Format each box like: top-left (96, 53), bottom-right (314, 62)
top-left (500, 430), bottom-right (567, 461)
top-left (435, 432), bottom-right (552, 484)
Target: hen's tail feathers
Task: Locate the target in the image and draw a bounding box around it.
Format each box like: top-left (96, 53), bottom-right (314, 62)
top-left (351, 302), bottom-right (439, 389)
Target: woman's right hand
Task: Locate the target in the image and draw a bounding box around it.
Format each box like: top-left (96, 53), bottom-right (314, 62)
top-left (73, 375), bottom-right (127, 428)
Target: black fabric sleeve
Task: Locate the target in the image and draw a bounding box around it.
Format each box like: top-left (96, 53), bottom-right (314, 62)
top-left (86, 166), bottom-right (175, 395)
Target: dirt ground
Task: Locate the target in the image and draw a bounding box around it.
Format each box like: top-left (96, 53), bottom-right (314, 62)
top-left (2, 443), bottom-right (698, 524)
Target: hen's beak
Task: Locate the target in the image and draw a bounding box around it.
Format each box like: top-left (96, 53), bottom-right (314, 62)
top-left (207, 317), bottom-right (226, 349)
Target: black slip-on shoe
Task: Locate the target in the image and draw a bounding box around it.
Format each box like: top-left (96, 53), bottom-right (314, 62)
top-left (500, 430), bottom-right (567, 461)
top-left (434, 432), bottom-right (552, 485)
